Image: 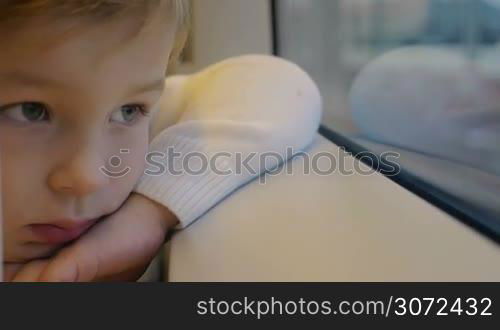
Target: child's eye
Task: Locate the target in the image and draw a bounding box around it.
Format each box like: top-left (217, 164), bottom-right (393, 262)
top-left (0, 102), bottom-right (50, 122)
top-left (110, 104), bottom-right (149, 124)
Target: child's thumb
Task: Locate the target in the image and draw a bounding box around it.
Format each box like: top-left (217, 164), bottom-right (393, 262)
top-left (38, 247), bottom-right (99, 282)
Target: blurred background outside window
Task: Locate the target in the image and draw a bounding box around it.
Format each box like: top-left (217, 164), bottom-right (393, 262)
top-left (275, 0), bottom-right (500, 235)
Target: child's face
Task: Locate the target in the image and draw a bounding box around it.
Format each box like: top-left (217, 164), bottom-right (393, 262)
top-left (0, 13), bottom-right (175, 262)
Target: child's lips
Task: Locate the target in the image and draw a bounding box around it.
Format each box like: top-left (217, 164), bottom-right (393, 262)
top-left (29, 219), bottom-right (99, 245)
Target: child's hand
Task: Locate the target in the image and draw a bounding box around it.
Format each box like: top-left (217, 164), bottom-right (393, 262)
top-left (8, 193), bottom-right (179, 282)
top-left (4, 263), bottom-right (28, 282)
top-left (4, 260), bottom-right (50, 282)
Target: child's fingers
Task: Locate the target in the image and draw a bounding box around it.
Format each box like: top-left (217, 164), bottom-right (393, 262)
top-left (38, 246), bottom-right (99, 282)
top-left (38, 223), bottom-right (129, 282)
top-left (3, 263), bottom-right (24, 282)
top-left (40, 229), bottom-right (152, 282)
top-left (11, 260), bottom-right (51, 282)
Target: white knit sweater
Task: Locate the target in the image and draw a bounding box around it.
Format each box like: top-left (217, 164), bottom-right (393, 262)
top-left (134, 55), bottom-right (322, 228)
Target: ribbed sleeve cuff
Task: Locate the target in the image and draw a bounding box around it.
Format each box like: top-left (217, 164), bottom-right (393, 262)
top-left (134, 131), bottom-right (253, 229)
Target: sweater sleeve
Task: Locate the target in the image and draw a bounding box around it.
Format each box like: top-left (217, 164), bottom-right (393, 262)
top-left (133, 54), bottom-right (322, 228)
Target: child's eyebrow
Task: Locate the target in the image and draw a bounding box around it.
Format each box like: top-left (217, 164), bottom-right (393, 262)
top-left (0, 71), bottom-right (166, 94)
top-left (129, 78), bottom-right (166, 95)
top-left (0, 71), bottom-right (64, 88)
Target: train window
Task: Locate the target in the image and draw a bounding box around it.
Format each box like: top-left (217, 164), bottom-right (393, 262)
top-left (274, 0), bottom-right (500, 240)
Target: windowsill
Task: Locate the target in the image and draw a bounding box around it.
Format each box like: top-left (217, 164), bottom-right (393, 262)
top-left (353, 137), bottom-right (500, 216)
top-left (166, 134), bottom-right (500, 281)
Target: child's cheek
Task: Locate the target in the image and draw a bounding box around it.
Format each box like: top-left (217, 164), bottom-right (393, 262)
top-left (102, 129), bottom-right (150, 208)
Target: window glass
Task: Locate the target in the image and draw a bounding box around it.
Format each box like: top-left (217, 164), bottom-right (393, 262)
top-left (276, 0), bottom-right (500, 232)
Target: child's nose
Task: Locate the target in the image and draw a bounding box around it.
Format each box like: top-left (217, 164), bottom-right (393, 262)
top-left (48, 149), bottom-right (110, 197)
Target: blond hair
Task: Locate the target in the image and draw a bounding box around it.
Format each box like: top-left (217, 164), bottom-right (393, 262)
top-left (1, 0), bottom-right (188, 25)
top-left (0, 0), bottom-right (190, 70)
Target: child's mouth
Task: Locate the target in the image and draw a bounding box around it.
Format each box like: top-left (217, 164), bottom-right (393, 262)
top-left (28, 218), bottom-right (100, 245)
